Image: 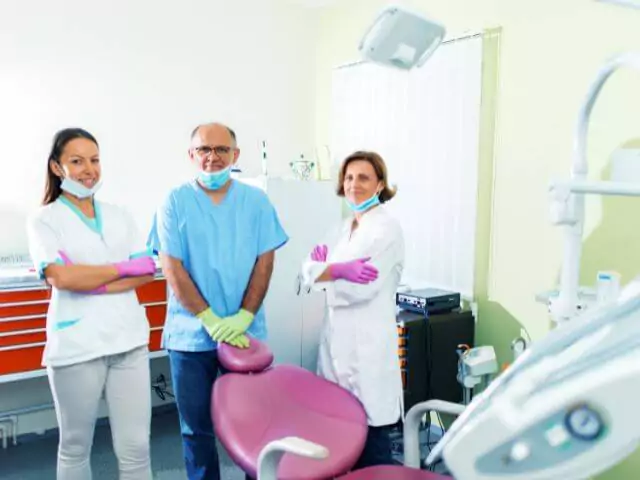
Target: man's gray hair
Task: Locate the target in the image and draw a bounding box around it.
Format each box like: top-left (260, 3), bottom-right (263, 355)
top-left (190, 123), bottom-right (237, 145)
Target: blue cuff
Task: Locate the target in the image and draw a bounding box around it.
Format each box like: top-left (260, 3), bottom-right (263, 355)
top-left (37, 259), bottom-right (64, 280)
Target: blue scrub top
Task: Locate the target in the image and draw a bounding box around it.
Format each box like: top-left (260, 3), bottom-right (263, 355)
top-left (148, 180), bottom-right (288, 352)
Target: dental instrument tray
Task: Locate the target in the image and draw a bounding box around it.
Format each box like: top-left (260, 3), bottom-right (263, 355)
top-left (396, 287), bottom-right (461, 316)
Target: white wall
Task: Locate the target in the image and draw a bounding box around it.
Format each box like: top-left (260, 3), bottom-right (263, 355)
top-left (0, 0), bottom-right (318, 254)
top-left (0, 0), bottom-right (317, 437)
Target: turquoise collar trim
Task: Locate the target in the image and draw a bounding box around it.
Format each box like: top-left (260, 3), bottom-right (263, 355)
top-left (130, 247), bottom-right (154, 260)
top-left (58, 195), bottom-right (103, 236)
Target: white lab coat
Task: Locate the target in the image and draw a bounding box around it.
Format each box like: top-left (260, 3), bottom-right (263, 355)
top-left (301, 205), bottom-right (405, 427)
top-left (26, 198), bottom-right (150, 368)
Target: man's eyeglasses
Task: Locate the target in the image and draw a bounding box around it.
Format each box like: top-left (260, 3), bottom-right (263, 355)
top-left (193, 145), bottom-right (233, 157)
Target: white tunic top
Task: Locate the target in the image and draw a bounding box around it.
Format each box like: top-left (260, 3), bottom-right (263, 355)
top-left (301, 205), bottom-right (405, 426)
top-left (26, 197), bottom-right (150, 368)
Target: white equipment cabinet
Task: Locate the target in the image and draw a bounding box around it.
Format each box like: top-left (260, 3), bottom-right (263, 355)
top-left (240, 177), bottom-right (343, 371)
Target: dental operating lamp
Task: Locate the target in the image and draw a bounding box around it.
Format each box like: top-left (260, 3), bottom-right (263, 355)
top-left (358, 5), bottom-right (445, 70)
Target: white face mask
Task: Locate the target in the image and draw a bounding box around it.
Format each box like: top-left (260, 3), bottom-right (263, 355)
top-left (60, 177), bottom-right (102, 199)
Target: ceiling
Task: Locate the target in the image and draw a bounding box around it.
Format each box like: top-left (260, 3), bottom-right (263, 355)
top-left (595, 0), bottom-right (640, 9)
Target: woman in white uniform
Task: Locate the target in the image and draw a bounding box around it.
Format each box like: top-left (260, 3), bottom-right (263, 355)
top-left (26, 128), bottom-right (157, 480)
top-left (301, 150), bottom-right (405, 470)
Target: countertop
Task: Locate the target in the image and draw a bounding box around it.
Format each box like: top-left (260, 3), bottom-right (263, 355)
top-left (0, 264), bottom-right (164, 291)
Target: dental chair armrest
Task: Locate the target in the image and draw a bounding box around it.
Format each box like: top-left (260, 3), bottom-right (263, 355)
top-left (257, 437), bottom-right (329, 480)
top-left (404, 400), bottom-right (465, 469)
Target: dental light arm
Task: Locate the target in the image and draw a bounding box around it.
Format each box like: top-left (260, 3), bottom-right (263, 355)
top-left (549, 52), bottom-right (640, 324)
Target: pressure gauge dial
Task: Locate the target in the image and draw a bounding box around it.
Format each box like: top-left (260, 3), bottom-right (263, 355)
top-left (565, 404), bottom-right (604, 441)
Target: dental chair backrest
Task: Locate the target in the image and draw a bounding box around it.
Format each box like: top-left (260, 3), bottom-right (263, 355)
top-left (212, 338), bottom-right (369, 479)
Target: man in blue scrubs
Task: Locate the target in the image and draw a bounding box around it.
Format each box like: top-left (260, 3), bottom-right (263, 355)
top-left (148, 122), bottom-right (288, 480)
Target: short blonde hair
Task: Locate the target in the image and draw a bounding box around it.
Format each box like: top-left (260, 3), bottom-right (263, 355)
top-left (336, 151), bottom-right (396, 203)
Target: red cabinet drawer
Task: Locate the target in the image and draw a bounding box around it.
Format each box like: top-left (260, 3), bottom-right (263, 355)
top-left (0, 316), bottom-right (47, 334)
top-left (145, 305), bottom-right (167, 328)
top-left (0, 344), bottom-right (45, 376)
top-left (136, 280), bottom-right (167, 304)
top-left (0, 288), bottom-right (50, 303)
top-left (149, 329), bottom-right (163, 352)
top-left (0, 301), bottom-right (49, 319)
top-left (0, 330), bottom-right (46, 348)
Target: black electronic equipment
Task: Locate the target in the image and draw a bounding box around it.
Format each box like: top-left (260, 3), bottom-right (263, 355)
top-left (396, 287), bottom-right (461, 316)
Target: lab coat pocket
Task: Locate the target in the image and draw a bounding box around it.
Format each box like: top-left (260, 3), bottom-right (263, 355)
top-left (47, 292), bottom-right (93, 361)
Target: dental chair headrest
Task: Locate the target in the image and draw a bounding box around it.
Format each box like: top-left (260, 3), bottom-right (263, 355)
top-left (217, 337), bottom-right (274, 373)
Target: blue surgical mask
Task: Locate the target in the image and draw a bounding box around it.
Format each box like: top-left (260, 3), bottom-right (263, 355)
top-left (346, 191), bottom-right (381, 213)
top-left (60, 177), bottom-right (102, 199)
top-left (199, 166), bottom-right (231, 190)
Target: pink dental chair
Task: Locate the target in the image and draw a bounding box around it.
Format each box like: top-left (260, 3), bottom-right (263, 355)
top-left (211, 338), bottom-right (460, 480)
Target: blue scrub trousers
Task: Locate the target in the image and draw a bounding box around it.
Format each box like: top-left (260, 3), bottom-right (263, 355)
top-left (168, 349), bottom-right (252, 480)
top-left (352, 424), bottom-right (395, 470)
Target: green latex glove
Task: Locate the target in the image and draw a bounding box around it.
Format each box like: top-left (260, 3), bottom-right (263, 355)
top-left (196, 307), bottom-right (250, 349)
top-left (210, 309), bottom-right (255, 343)
top-left (229, 334), bottom-right (250, 349)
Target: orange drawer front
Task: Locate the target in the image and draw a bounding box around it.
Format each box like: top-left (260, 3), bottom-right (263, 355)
top-left (149, 329), bottom-right (163, 351)
top-left (0, 316), bottom-right (47, 334)
top-left (0, 288), bottom-right (50, 304)
top-left (145, 305), bottom-right (167, 328)
top-left (136, 280), bottom-right (167, 304)
top-left (0, 330), bottom-right (46, 348)
top-left (0, 344), bottom-right (45, 376)
top-left (0, 301), bottom-right (49, 319)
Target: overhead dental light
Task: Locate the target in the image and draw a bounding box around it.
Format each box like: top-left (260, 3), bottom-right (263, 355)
top-left (358, 5), bottom-right (446, 70)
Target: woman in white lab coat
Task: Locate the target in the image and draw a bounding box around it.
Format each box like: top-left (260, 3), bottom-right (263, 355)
top-left (26, 128), bottom-right (157, 480)
top-left (301, 150), bottom-right (405, 470)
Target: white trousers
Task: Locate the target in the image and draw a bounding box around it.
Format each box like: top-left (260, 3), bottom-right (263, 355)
top-left (47, 346), bottom-right (152, 480)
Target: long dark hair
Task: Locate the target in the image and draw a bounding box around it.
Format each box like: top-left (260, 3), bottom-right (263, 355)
top-left (42, 128), bottom-right (99, 205)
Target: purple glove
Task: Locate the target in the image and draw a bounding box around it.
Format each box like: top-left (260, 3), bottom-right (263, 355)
top-left (57, 250), bottom-right (107, 294)
top-left (329, 257), bottom-right (379, 284)
top-left (114, 256), bottom-right (156, 277)
top-left (310, 244), bottom-right (328, 262)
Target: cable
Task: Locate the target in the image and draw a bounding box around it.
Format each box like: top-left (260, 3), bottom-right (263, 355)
top-left (151, 374), bottom-right (175, 401)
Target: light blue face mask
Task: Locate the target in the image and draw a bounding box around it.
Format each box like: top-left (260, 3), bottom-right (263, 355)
top-left (346, 191), bottom-right (381, 213)
top-left (199, 166), bottom-right (231, 190)
top-left (60, 177), bottom-right (102, 199)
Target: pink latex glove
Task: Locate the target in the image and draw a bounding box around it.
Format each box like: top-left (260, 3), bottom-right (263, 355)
top-left (329, 257), bottom-right (379, 284)
top-left (310, 244), bottom-right (328, 262)
top-left (57, 251), bottom-right (107, 294)
top-left (114, 257), bottom-right (156, 277)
